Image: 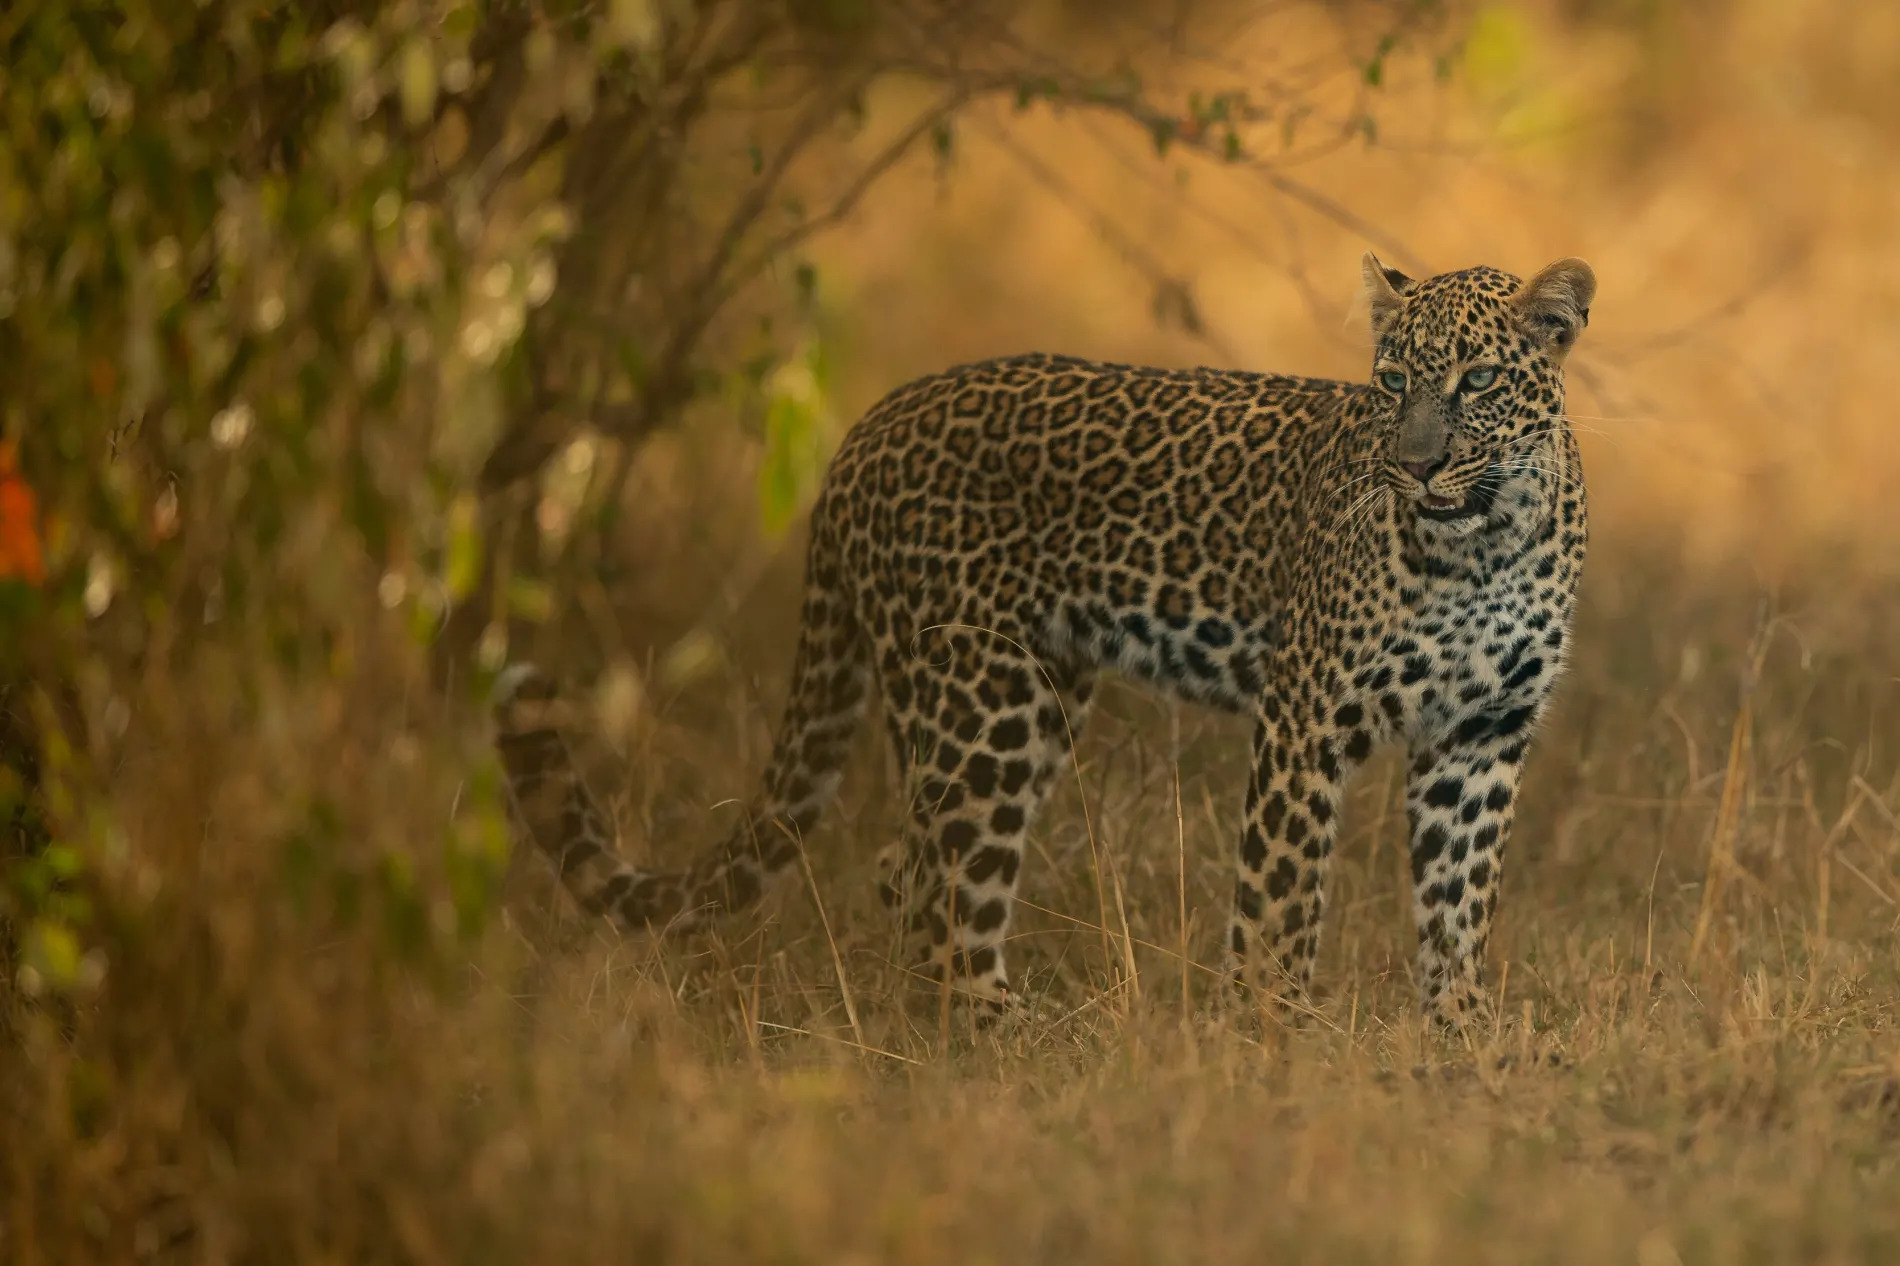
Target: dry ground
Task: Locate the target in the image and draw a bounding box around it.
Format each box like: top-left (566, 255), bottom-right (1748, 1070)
top-left (12, 550), bottom-right (1900, 1263)
top-left (451, 537), bottom-right (1900, 1266)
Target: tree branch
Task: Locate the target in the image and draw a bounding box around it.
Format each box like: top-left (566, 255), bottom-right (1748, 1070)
top-left (982, 122), bottom-right (1245, 366)
top-left (710, 85), bottom-right (976, 315)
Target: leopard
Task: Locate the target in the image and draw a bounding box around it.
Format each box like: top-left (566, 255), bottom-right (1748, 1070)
top-left (491, 251), bottom-right (1596, 1030)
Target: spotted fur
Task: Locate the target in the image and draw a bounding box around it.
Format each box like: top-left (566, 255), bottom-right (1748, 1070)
top-left (492, 254), bottom-right (1596, 1028)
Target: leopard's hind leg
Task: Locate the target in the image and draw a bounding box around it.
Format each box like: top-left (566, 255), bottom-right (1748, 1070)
top-left (873, 626), bottom-right (1095, 1015)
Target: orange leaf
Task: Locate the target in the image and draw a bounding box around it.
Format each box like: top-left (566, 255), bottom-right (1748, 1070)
top-left (0, 440), bottom-right (46, 586)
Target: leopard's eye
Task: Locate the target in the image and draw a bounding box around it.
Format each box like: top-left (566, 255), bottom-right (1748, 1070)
top-left (1460, 365), bottom-right (1499, 392)
top-left (1378, 370), bottom-right (1407, 394)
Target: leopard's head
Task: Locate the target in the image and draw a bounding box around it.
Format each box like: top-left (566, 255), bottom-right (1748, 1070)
top-left (1360, 254), bottom-right (1596, 524)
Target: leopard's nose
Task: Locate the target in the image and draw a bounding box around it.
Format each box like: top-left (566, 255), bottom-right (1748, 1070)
top-left (1400, 456), bottom-right (1447, 483)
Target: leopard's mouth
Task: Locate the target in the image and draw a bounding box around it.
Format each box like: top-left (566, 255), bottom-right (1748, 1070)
top-left (1415, 468), bottom-right (1501, 522)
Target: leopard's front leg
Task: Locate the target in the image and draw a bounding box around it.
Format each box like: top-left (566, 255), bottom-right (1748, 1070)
top-left (1227, 700), bottom-right (1369, 1016)
top-left (1404, 704), bottom-right (1542, 1029)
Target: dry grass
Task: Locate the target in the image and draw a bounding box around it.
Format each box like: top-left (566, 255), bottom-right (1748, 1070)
top-left (10, 1), bottom-right (1900, 1262)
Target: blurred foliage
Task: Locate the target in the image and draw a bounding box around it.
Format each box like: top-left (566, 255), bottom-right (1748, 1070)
top-left (0, 10), bottom-right (1459, 1244)
top-left (0, 0), bottom-right (1449, 998)
top-left (1, 0), bottom-right (576, 990)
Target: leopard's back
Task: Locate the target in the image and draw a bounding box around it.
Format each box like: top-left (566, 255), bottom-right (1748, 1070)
top-left (819, 352), bottom-right (1363, 711)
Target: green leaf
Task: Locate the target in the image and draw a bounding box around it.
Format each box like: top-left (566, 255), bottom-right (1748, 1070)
top-left (930, 120), bottom-right (955, 165)
top-left (1463, 4), bottom-right (1531, 96)
top-left (378, 853), bottom-right (430, 964)
top-left (657, 629), bottom-right (722, 688)
top-left (1364, 34), bottom-right (1399, 89)
top-left (506, 576), bottom-right (554, 623)
top-left (757, 393), bottom-right (813, 538)
top-left (1149, 116), bottom-right (1176, 157)
top-left (443, 4), bottom-right (481, 39)
top-left (754, 341), bottom-right (834, 539)
top-left (281, 827), bottom-right (322, 914)
top-left (26, 918), bottom-right (83, 990)
top-left (398, 38), bottom-right (438, 128)
top-left (43, 843), bottom-right (83, 880)
top-left (608, 0), bottom-right (661, 52)
top-left (445, 493), bottom-right (483, 600)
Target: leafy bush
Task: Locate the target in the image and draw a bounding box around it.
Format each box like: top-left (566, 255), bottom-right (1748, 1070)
top-left (0, 2), bottom-right (1451, 1257)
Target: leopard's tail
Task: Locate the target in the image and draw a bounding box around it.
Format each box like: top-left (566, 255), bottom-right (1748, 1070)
top-left (491, 521), bottom-right (871, 934)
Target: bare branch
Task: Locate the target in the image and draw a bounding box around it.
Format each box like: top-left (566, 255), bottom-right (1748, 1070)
top-left (482, 61), bottom-right (880, 489)
top-left (983, 123), bottom-right (1245, 366)
top-left (1070, 113), bottom-right (1346, 335)
top-left (710, 86), bottom-right (977, 312)
top-left (477, 1), bottom-right (1435, 495)
top-left (881, 60), bottom-right (1428, 272)
top-left (1607, 249), bottom-right (1804, 363)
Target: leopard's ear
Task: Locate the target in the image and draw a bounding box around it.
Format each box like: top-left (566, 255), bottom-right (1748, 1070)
top-left (1513, 257), bottom-right (1596, 360)
top-left (1361, 251), bottom-right (1415, 339)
